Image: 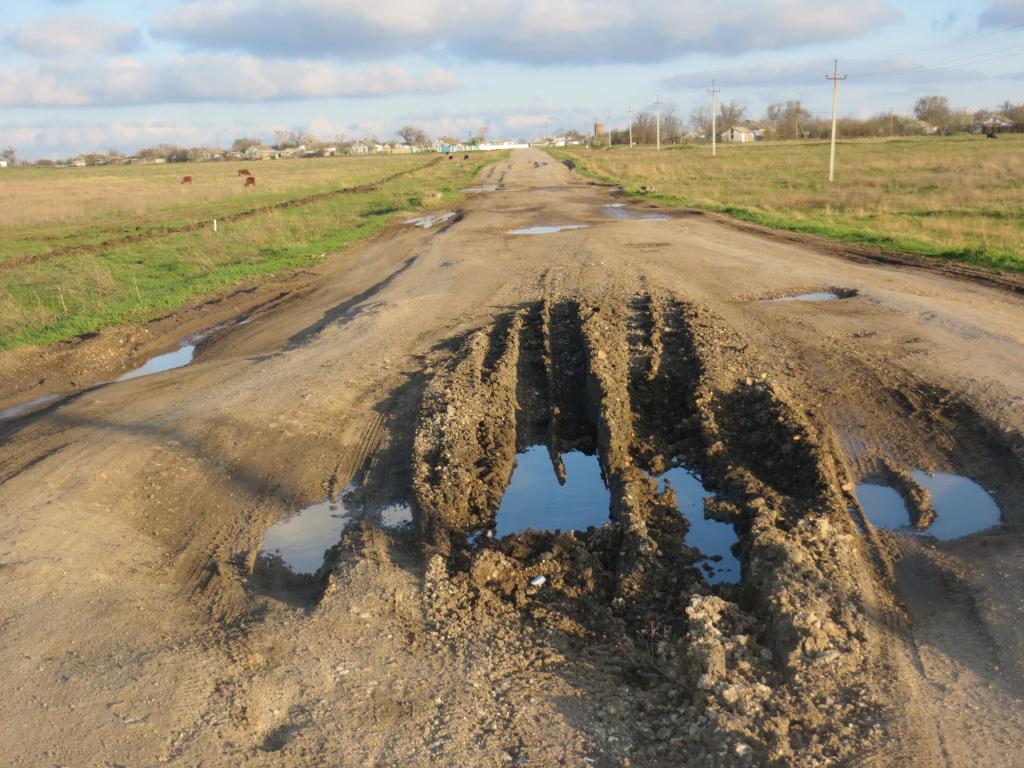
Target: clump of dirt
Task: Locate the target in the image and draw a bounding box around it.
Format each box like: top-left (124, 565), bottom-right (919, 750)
top-left (880, 458), bottom-right (937, 530)
top-left (410, 291), bottom-right (897, 766)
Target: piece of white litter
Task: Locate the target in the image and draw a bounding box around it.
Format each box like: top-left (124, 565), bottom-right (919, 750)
top-left (529, 575), bottom-right (547, 587)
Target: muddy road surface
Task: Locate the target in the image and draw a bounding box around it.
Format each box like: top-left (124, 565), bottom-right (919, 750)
top-left (1, 149), bottom-right (1022, 767)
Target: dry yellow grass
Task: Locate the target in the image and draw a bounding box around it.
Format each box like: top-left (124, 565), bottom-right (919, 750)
top-left (558, 135), bottom-right (1024, 270)
top-left (0, 155), bottom-right (427, 229)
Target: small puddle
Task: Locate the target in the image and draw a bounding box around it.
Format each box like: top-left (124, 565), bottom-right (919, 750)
top-left (405, 211), bottom-right (456, 228)
top-left (856, 471), bottom-right (1001, 540)
top-left (766, 288), bottom-right (857, 303)
top-left (0, 394), bottom-right (61, 422)
top-left (604, 204), bottom-right (669, 221)
top-left (495, 446), bottom-right (609, 537)
top-left (656, 467), bottom-right (740, 585)
top-left (259, 494), bottom-right (355, 574)
top-left (116, 343), bottom-right (196, 381)
top-left (464, 184), bottom-right (498, 193)
top-left (507, 225), bottom-right (589, 236)
top-left (378, 502), bottom-right (414, 528)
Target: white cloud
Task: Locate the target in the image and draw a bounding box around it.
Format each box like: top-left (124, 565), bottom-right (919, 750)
top-left (8, 14), bottom-right (141, 57)
top-left (0, 55), bottom-right (460, 107)
top-left (152, 0), bottom-right (901, 64)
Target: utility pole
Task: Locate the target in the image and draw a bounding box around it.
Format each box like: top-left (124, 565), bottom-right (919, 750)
top-left (627, 106), bottom-right (634, 148)
top-left (655, 95), bottom-right (662, 151)
top-left (544, 121), bottom-right (549, 142)
top-left (708, 80), bottom-right (721, 156)
top-left (608, 113), bottom-right (612, 148)
top-left (827, 59), bottom-right (847, 183)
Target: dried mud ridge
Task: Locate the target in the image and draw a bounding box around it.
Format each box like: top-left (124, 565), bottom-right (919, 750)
top-left (4, 158), bottom-right (444, 271)
top-left (408, 294), bottom-right (895, 766)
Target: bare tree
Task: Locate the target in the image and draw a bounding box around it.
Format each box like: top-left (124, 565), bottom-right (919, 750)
top-left (396, 125), bottom-right (429, 147)
top-left (690, 105), bottom-right (711, 137)
top-left (914, 96), bottom-right (952, 132)
top-left (1, 146), bottom-right (16, 165)
top-left (231, 137), bottom-right (262, 152)
top-left (717, 101), bottom-right (747, 132)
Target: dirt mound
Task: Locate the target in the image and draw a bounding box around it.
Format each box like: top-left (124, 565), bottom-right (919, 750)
top-left (410, 293), bottom-right (898, 766)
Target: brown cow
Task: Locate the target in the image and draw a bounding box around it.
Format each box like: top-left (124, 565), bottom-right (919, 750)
top-left (463, 154), bottom-right (469, 160)
top-left (238, 168), bottom-right (251, 176)
top-left (180, 175), bottom-right (192, 184)
top-left (447, 154), bottom-right (453, 160)
top-left (244, 176), bottom-right (256, 187)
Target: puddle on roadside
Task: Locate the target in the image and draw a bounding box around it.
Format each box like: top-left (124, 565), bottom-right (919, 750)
top-left (378, 502), bottom-right (414, 528)
top-left (765, 288), bottom-right (858, 303)
top-left (604, 204), bottom-right (670, 221)
top-left (495, 446), bottom-right (610, 537)
top-left (116, 343), bottom-right (196, 381)
top-left (464, 184), bottom-right (498, 193)
top-left (405, 211), bottom-right (456, 228)
top-left (656, 467), bottom-right (740, 585)
top-left (259, 493), bottom-right (355, 574)
top-left (0, 394), bottom-right (61, 422)
top-left (507, 225), bottom-right (589, 236)
top-left (856, 471), bottom-right (1002, 540)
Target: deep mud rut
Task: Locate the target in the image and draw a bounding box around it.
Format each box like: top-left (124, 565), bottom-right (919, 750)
top-left (1, 149), bottom-right (1022, 767)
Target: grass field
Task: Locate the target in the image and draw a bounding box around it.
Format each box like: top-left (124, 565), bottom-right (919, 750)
top-left (551, 135), bottom-right (1024, 272)
top-left (0, 153), bottom-right (500, 350)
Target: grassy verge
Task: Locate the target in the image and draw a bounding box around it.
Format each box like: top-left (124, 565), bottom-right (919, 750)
top-left (547, 136), bottom-right (1024, 273)
top-left (1, 153), bottom-right (504, 349)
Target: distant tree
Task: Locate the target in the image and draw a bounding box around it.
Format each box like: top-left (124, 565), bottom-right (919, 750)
top-left (782, 101), bottom-right (812, 139)
top-left (690, 105), bottom-right (711, 136)
top-left (914, 96), bottom-right (952, 132)
top-left (717, 101), bottom-right (747, 132)
top-left (1, 146), bottom-right (16, 165)
top-left (396, 125), bottom-right (429, 146)
top-left (231, 137), bottom-right (262, 152)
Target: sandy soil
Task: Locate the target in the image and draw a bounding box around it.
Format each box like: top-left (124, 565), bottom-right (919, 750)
top-left (0, 149), bottom-right (1021, 767)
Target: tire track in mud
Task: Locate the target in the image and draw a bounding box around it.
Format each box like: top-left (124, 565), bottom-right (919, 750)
top-left (410, 292), bottom-right (907, 766)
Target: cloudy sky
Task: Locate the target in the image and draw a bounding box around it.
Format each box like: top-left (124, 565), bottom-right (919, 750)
top-left (1, 0), bottom-right (1022, 159)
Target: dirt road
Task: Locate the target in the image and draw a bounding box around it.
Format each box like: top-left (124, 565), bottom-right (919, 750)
top-left (1, 149), bottom-right (1022, 766)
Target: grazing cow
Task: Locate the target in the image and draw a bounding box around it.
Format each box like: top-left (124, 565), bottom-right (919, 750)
top-left (180, 176), bottom-right (192, 184)
top-left (238, 168), bottom-right (251, 176)
top-left (986, 130), bottom-right (998, 140)
top-left (244, 176), bottom-right (256, 187)
top-left (463, 154), bottom-right (469, 160)
top-left (447, 154), bottom-right (453, 161)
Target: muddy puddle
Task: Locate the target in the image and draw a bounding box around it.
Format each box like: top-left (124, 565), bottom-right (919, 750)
top-left (258, 490), bottom-right (414, 576)
top-left (464, 184), bottom-right (499, 193)
top-left (494, 446), bottom-right (610, 537)
top-left (857, 471), bottom-right (1001, 540)
top-left (116, 342), bottom-right (196, 381)
top-left (508, 225), bottom-right (588, 235)
top-left (765, 288), bottom-right (858, 303)
top-left (604, 204), bottom-right (669, 221)
top-left (259, 495), bottom-right (355, 574)
top-left (405, 212), bottom-right (457, 228)
top-left (655, 467), bottom-right (740, 584)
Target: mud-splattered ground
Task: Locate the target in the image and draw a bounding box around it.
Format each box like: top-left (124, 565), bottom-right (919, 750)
top-left (0, 150), bottom-right (1022, 767)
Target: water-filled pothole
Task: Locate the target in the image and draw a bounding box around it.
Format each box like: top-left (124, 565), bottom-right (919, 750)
top-left (258, 494), bottom-right (355, 574)
top-left (116, 343), bottom-right (196, 381)
top-left (856, 471), bottom-right (1001, 540)
top-left (604, 204), bottom-right (669, 221)
top-left (405, 211), bottom-right (456, 228)
top-left (464, 184), bottom-right (498, 193)
top-left (656, 467), bottom-right (740, 584)
top-left (494, 446), bottom-right (609, 537)
top-left (765, 288), bottom-right (858, 303)
top-left (508, 225), bottom-right (588, 235)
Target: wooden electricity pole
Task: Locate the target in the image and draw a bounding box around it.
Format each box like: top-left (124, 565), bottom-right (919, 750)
top-left (627, 107), bottom-right (634, 148)
top-left (655, 95), bottom-right (662, 151)
top-left (827, 60), bottom-right (847, 183)
top-left (708, 80), bottom-right (720, 156)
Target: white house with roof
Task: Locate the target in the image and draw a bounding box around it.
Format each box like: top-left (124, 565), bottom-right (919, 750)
top-left (718, 126), bottom-right (755, 143)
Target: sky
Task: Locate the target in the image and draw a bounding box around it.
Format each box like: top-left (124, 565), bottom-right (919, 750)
top-left (1, 0), bottom-right (1022, 159)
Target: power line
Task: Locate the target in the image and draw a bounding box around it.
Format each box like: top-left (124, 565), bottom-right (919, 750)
top-left (854, 41), bottom-right (1024, 77)
top-left (870, 21), bottom-right (1024, 61)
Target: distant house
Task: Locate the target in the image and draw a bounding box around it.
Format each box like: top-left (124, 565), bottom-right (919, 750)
top-left (970, 115), bottom-right (1016, 134)
top-left (718, 126), bottom-right (755, 143)
top-left (244, 145), bottom-right (278, 160)
top-left (349, 140), bottom-right (384, 155)
top-left (0, 159), bottom-right (7, 169)
top-left (71, 157), bottom-right (87, 168)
